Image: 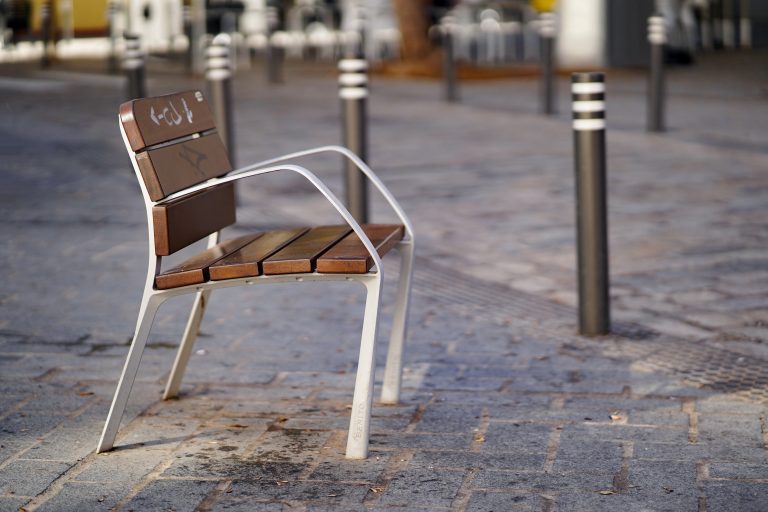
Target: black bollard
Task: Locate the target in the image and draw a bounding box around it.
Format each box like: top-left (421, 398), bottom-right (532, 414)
top-left (647, 15), bottom-right (666, 133)
top-left (338, 58), bottom-right (369, 223)
top-left (40, 2), bottom-right (52, 68)
top-left (265, 7), bottom-right (284, 84)
top-left (572, 72), bottom-right (610, 336)
top-left (123, 34), bottom-right (146, 99)
top-left (206, 34), bottom-right (236, 166)
top-left (539, 12), bottom-right (556, 115)
top-left (441, 17), bottom-right (459, 103)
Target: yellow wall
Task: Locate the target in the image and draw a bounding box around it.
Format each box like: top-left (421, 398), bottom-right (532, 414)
top-left (531, 0), bottom-right (558, 12)
top-left (28, 0), bottom-right (108, 34)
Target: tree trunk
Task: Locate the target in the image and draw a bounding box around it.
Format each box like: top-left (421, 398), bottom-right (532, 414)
top-left (391, 0), bottom-right (432, 61)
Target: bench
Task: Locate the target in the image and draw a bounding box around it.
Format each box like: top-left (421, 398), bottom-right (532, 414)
top-left (96, 90), bottom-right (414, 459)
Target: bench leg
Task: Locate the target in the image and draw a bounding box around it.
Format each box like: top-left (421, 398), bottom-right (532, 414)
top-left (163, 290), bottom-right (211, 400)
top-left (381, 242), bottom-right (414, 404)
top-left (345, 276), bottom-right (382, 460)
top-left (97, 294), bottom-right (164, 453)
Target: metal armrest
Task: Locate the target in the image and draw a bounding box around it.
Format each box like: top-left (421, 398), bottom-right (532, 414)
top-left (158, 164), bottom-right (384, 273)
top-left (223, 145), bottom-right (414, 243)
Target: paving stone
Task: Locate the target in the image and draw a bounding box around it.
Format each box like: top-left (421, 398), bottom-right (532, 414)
top-left (634, 441), bottom-right (768, 462)
top-left (481, 423), bottom-right (554, 454)
top-left (473, 469), bottom-right (613, 492)
top-left (122, 479), bottom-right (217, 511)
top-left (0, 459), bottom-right (71, 497)
top-left (369, 432), bottom-right (472, 451)
top-left (75, 448), bottom-right (167, 482)
top-left (414, 403), bottom-right (484, 433)
top-left (704, 482), bottom-right (768, 512)
top-left (377, 467), bottom-right (465, 508)
top-left (697, 416), bottom-right (763, 445)
top-left (552, 440), bottom-right (624, 475)
top-left (708, 462), bottom-right (768, 480)
top-left (465, 490), bottom-right (542, 511)
top-left (410, 451), bottom-right (545, 472)
top-left (308, 454), bottom-right (391, 482)
top-left (35, 481), bottom-right (131, 512)
top-left (163, 458), bottom-right (305, 480)
top-left (227, 480), bottom-right (370, 503)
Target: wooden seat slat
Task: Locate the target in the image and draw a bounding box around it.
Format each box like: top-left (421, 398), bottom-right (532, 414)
top-left (121, 90), bottom-right (217, 152)
top-left (316, 225), bottom-right (405, 274)
top-left (208, 227), bottom-right (310, 280)
top-left (155, 233), bottom-right (262, 290)
top-left (152, 183), bottom-right (236, 256)
top-left (136, 133), bottom-right (232, 201)
top-left (262, 225), bottom-right (352, 275)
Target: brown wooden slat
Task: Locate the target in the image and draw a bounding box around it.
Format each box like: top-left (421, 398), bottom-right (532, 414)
top-left (153, 183), bottom-right (236, 256)
top-left (316, 225), bottom-right (405, 274)
top-left (120, 90), bottom-right (216, 152)
top-left (136, 133), bottom-right (232, 201)
top-left (262, 226), bottom-right (352, 275)
top-left (155, 234), bottom-right (262, 290)
top-left (209, 228), bottom-right (311, 281)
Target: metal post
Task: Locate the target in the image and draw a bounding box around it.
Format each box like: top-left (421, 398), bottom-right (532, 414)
top-left (40, 2), bottom-right (51, 68)
top-left (123, 33), bottom-right (146, 99)
top-left (441, 17), bottom-right (459, 103)
top-left (106, 0), bottom-right (119, 73)
top-left (206, 33), bottom-right (236, 166)
top-left (338, 58), bottom-right (369, 224)
top-left (266, 7), bottom-right (283, 84)
top-left (539, 12), bottom-right (556, 116)
top-left (647, 15), bottom-right (666, 133)
top-left (572, 72), bottom-right (610, 336)
top-left (190, 0), bottom-right (207, 74)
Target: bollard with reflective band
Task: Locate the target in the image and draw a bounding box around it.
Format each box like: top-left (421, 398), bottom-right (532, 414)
top-left (123, 34), bottom-right (146, 100)
top-left (539, 12), bottom-right (557, 115)
top-left (206, 34), bottom-right (236, 165)
top-left (647, 15), bottom-right (667, 133)
top-left (40, 2), bottom-right (52, 68)
top-left (339, 58), bottom-right (369, 223)
top-left (572, 72), bottom-right (610, 336)
top-left (441, 18), bottom-right (459, 103)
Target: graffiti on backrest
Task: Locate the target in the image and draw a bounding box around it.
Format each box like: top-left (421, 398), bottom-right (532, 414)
top-left (150, 97), bottom-right (194, 126)
top-left (178, 144), bottom-right (208, 178)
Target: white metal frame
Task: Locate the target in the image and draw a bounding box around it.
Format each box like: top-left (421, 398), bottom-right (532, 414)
top-left (96, 122), bottom-right (414, 460)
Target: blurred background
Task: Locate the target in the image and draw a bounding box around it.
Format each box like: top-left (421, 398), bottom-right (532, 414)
top-left (0, 0), bottom-right (764, 70)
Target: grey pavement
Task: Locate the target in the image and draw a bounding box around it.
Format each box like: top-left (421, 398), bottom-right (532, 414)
top-left (1, 49), bottom-right (767, 511)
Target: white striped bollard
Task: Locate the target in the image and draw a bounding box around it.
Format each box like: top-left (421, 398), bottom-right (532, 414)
top-left (339, 58), bottom-right (369, 223)
top-left (572, 72), bottom-right (610, 336)
top-left (206, 33), bottom-right (236, 165)
top-left (539, 12), bottom-right (556, 115)
top-left (123, 33), bottom-right (146, 99)
top-left (647, 15), bottom-right (667, 133)
top-left (40, 2), bottom-right (53, 68)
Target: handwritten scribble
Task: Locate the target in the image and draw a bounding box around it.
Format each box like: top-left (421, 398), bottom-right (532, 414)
top-left (149, 98), bottom-right (194, 126)
top-left (178, 144), bottom-right (208, 178)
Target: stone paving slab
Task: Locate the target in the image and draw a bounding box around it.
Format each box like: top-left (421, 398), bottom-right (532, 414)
top-left (0, 51), bottom-right (767, 511)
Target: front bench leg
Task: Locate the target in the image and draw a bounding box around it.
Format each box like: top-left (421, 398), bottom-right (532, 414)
top-left (97, 294), bottom-right (164, 453)
top-left (381, 241), bottom-right (414, 404)
top-left (163, 289), bottom-right (211, 400)
top-left (345, 276), bottom-right (382, 459)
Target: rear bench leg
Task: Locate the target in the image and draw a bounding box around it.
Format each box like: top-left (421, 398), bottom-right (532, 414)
top-left (381, 241), bottom-right (414, 404)
top-left (163, 289), bottom-right (211, 399)
top-left (346, 275), bottom-right (382, 459)
top-left (97, 293), bottom-right (164, 453)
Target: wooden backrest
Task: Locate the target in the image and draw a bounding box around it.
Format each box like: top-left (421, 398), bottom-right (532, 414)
top-left (120, 91), bottom-right (237, 256)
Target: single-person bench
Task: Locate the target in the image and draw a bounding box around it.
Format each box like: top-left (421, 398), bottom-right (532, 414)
top-left (97, 90), bottom-right (414, 459)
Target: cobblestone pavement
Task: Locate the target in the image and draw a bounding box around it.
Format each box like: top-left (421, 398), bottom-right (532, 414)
top-left (1, 50), bottom-right (767, 511)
